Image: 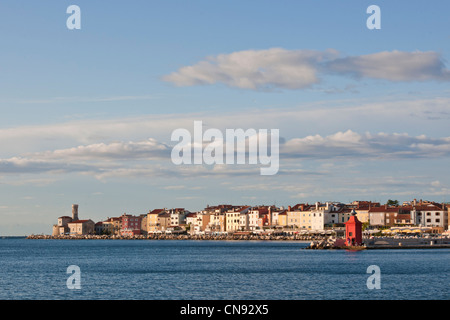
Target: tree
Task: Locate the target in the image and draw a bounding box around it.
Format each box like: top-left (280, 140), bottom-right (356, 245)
top-left (386, 199), bottom-right (399, 207)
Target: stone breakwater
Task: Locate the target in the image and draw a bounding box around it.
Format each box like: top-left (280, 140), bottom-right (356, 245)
top-left (26, 233), bottom-right (323, 241)
top-left (305, 236), bottom-right (450, 250)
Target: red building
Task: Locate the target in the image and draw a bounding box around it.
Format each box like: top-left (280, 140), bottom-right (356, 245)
top-left (120, 214), bottom-right (142, 236)
top-left (345, 209), bottom-right (363, 246)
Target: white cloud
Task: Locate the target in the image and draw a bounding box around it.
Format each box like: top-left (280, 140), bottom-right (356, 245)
top-left (1, 96), bottom-right (449, 158)
top-left (163, 48), bottom-right (339, 90)
top-left (35, 138), bottom-right (170, 161)
top-left (1, 130), bottom-right (450, 181)
top-left (163, 49), bottom-right (450, 90)
top-left (431, 180), bottom-right (441, 187)
top-left (326, 50), bottom-right (450, 82)
top-left (281, 131), bottom-right (450, 159)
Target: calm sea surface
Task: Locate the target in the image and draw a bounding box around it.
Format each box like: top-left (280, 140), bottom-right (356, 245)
top-left (0, 238), bottom-right (448, 300)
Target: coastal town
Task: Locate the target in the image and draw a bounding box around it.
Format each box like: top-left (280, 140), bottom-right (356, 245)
top-left (30, 199), bottom-right (450, 243)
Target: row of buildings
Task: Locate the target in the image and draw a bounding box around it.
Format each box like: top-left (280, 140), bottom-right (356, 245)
top-left (52, 199), bottom-right (450, 237)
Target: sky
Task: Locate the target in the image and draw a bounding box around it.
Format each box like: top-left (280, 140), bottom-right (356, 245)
top-left (0, 0), bottom-right (449, 235)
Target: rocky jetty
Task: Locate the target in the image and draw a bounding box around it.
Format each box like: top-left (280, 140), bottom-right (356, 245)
top-left (26, 233), bottom-right (333, 241)
top-left (304, 237), bottom-right (350, 250)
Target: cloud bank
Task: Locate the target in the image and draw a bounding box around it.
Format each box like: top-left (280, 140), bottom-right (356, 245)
top-left (163, 49), bottom-right (450, 90)
top-left (1, 131), bottom-right (450, 179)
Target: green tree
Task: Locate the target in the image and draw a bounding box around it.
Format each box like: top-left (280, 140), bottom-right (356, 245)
top-left (386, 199), bottom-right (399, 206)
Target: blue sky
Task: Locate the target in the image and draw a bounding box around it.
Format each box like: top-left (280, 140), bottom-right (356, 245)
top-left (0, 1), bottom-right (449, 235)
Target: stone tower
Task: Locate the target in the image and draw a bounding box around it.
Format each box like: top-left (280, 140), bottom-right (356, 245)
top-left (72, 204), bottom-right (79, 221)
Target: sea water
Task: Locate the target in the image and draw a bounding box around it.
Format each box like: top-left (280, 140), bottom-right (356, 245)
top-left (0, 238), bottom-right (448, 300)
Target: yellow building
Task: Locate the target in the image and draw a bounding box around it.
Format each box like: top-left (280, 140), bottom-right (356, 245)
top-left (225, 206), bottom-right (249, 233)
top-left (286, 211), bottom-right (301, 228)
top-left (277, 212), bottom-right (287, 227)
top-left (147, 209), bottom-right (165, 232)
top-left (299, 211), bottom-right (312, 230)
top-left (226, 211), bottom-right (240, 233)
top-left (108, 217), bottom-right (122, 235)
top-left (355, 209), bottom-right (370, 223)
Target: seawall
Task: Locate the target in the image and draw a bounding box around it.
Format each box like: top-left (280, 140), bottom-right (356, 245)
top-left (26, 233), bottom-right (315, 241)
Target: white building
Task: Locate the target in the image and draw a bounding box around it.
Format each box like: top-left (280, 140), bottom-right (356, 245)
top-left (310, 202), bottom-right (335, 231)
top-left (226, 206), bottom-right (249, 233)
top-left (411, 204), bottom-right (447, 229)
top-left (169, 208), bottom-right (187, 227)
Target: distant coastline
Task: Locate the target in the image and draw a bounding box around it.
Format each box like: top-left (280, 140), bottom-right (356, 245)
top-left (0, 236), bottom-right (27, 239)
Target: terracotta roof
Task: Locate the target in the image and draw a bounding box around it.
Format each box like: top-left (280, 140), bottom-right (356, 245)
top-left (369, 206), bottom-right (405, 213)
top-left (69, 220), bottom-right (92, 224)
top-left (149, 209), bottom-right (165, 215)
top-left (158, 212), bottom-right (170, 217)
top-left (413, 205), bottom-right (443, 211)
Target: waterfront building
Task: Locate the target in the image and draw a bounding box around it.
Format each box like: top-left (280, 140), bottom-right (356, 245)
top-left (185, 212), bottom-right (197, 232)
top-left (169, 208), bottom-right (187, 227)
top-left (337, 208), bottom-right (352, 225)
top-left (270, 207), bottom-right (284, 227)
top-left (120, 214), bottom-right (142, 236)
top-left (147, 209), bottom-right (165, 233)
top-left (207, 213), bottom-right (226, 233)
top-left (140, 214), bottom-right (148, 236)
top-left (107, 217), bottom-right (122, 235)
top-left (277, 210), bottom-right (287, 227)
top-left (95, 222), bottom-right (104, 235)
top-left (52, 204), bottom-right (93, 236)
top-left (411, 202), bottom-right (447, 230)
top-left (193, 212), bottom-right (212, 234)
top-left (369, 206), bottom-right (404, 227)
top-left (225, 206), bottom-right (249, 233)
top-left (68, 219), bottom-right (95, 235)
top-left (350, 201), bottom-right (380, 223)
top-left (286, 209), bottom-right (301, 229)
top-left (310, 202), bottom-right (336, 231)
top-left (447, 206), bottom-right (450, 231)
top-left (248, 206), bottom-right (269, 231)
top-left (226, 211), bottom-right (239, 233)
top-left (158, 212), bottom-right (171, 232)
top-left (53, 216), bottom-right (72, 236)
top-left (285, 204), bottom-right (313, 230)
top-left (239, 211), bottom-right (249, 231)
